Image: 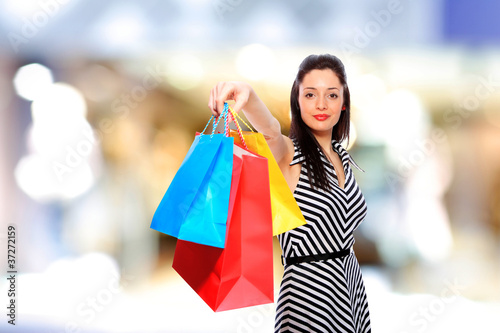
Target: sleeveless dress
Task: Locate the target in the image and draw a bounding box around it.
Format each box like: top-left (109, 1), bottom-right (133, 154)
top-left (275, 139), bottom-right (371, 333)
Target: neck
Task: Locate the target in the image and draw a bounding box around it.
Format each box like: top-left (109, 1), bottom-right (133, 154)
top-left (312, 131), bottom-right (333, 154)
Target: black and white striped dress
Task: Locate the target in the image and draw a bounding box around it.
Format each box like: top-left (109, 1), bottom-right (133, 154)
top-left (275, 139), bottom-right (371, 333)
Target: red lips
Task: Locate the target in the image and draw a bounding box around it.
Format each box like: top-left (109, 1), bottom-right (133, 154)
top-left (313, 114), bottom-right (330, 121)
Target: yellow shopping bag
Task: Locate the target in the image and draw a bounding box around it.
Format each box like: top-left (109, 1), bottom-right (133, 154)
top-left (228, 114), bottom-right (306, 236)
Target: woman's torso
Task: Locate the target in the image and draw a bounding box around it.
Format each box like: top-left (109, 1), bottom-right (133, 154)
top-left (277, 138), bottom-right (368, 256)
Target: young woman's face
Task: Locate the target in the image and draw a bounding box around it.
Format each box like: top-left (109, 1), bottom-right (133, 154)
top-left (298, 69), bottom-right (344, 137)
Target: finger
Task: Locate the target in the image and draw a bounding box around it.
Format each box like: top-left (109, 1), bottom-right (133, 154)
top-left (212, 85), bottom-right (225, 118)
top-left (214, 84), bottom-right (222, 111)
top-left (215, 83), bottom-right (229, 117)
top-left (231, 87), bottom-right (249, 115)
top-left (232, 97), bottom-right (245, 115)
top-left (208, 89), bottom-right (214, 114)
top-left (209, 88), bottom-right (218, 117)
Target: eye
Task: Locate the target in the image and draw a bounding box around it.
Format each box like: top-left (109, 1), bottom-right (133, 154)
top-left (329, 93), bottom-right (338, 99)
top-left (305, 92), bottom-right (314, 98)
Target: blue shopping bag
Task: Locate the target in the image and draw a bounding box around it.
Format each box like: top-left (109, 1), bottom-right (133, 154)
top-left (150, 109), bottom-right (234, 248)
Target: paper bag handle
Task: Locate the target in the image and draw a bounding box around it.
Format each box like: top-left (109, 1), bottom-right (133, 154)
top-left (200, 103), bottom-right (249, 149)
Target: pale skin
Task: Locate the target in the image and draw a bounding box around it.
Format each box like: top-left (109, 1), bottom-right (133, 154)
top-left (208, 69), bottom-right (346, 190)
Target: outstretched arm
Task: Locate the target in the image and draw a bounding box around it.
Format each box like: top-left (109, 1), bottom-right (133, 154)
top-left (208, 81), bottom-right (294, 167)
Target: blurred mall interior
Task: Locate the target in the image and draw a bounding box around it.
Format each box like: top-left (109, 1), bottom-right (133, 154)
top-left (0, 0), bottom-right (499, 332)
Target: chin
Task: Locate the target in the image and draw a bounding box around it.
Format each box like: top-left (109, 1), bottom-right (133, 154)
top-left (310, 126), bottom-right (334, 136)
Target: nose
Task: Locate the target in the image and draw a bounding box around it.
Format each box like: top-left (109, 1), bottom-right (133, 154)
top-left (316, 96), bottom-right (327, 110)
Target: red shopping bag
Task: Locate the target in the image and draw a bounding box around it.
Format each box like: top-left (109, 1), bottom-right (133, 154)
top-left (172, 143), bottom-right (274, 312)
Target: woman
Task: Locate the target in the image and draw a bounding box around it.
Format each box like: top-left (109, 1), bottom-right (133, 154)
top-left (208, 54), bottom-right (371, 333)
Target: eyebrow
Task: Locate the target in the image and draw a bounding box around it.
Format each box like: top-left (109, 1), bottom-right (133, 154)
top-left (304, 87), bottom-right (339, 90)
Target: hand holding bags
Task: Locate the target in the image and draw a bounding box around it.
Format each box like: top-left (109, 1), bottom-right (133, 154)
top-left (150, 110), bottom-right (233, 248)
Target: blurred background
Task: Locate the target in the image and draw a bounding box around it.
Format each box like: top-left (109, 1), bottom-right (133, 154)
top-left (0, 0), bottom-right (499, 332)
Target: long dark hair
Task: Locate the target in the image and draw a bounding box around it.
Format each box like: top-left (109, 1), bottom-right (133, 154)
top-left (289, 54), bottom-right (351, 191)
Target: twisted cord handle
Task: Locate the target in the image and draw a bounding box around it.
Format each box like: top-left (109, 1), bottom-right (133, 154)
top-left (231, 108), bottom-right (255, 133)
top-left (227, 106), bottom-right (248, 149)
top-left (200, 103), bottom-right (250, 150)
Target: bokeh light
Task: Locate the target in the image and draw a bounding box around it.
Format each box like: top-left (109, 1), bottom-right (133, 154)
top-left (14, 153), bottom-right (95, 202)
top-left (165, 54), bottom-right (204, 90)
top-left (13, 63), bottom-right (54, 101)
top-left (31, 82), bottom-right (87, 123)
top-left (236, 44), bottom-right (276, 81)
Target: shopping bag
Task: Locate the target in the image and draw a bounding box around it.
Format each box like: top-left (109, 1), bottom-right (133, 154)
top-left (228, 110), bottom-right (306, 236)
top-left (173, 143), bottom-right (274, 312)
top-left (150, 110), bottom-right (233, 248)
